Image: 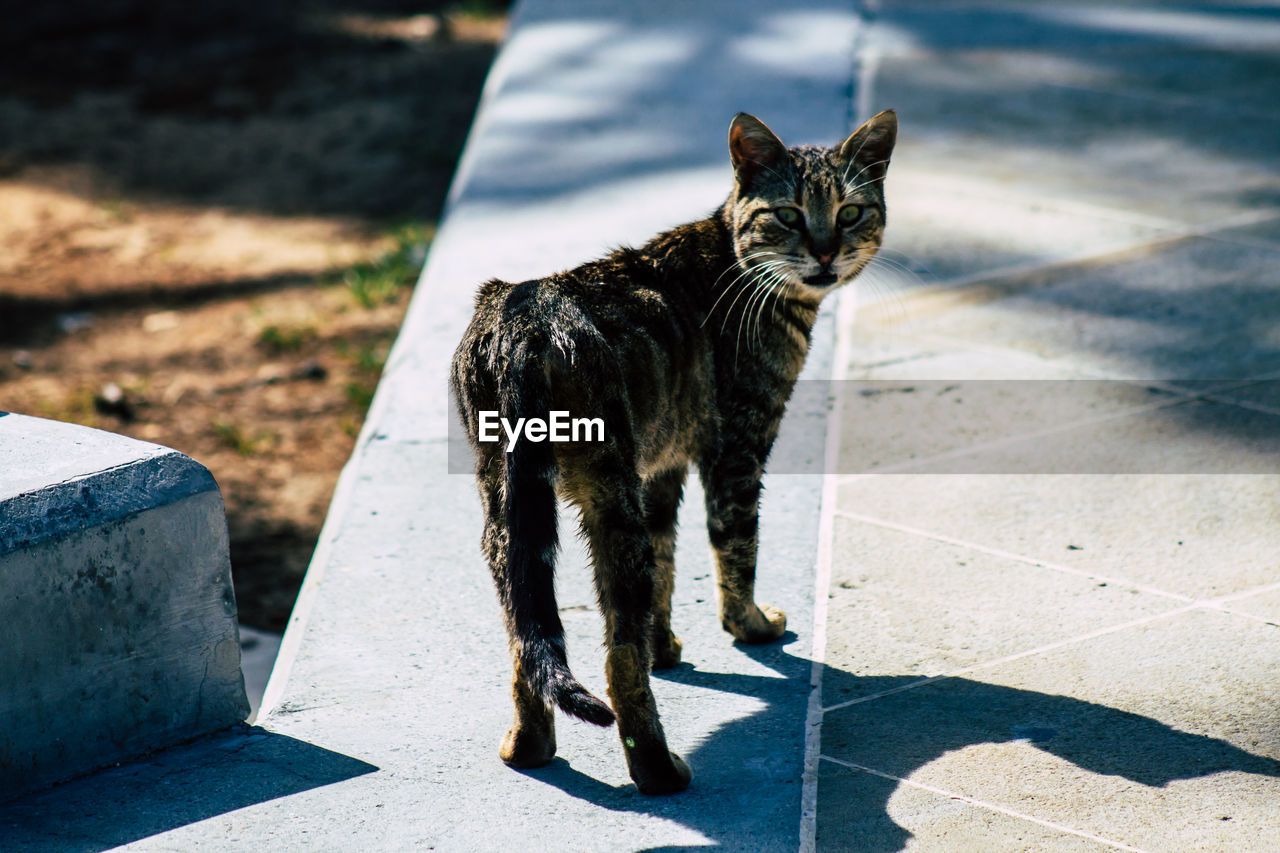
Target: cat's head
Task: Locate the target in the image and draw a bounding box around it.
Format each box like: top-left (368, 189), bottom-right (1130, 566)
top-left (726, 110), bottom-right (896, 301)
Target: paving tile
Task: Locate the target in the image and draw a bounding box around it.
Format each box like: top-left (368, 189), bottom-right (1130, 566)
top-left (873, 2), bottom-right (1280, 60)
top-left (1219, 586), bottom-right (1280, 625)
top-left (895, 235), bottom-right (1280, 381)
top-left (1207, 378), bottom-right (1280, 414)
top-left (836, 379), bottom-right (1189, 474)
top-left (878, 170), bottom-right (1173, 286)
top-left (822, 609), bottom-right (1280, 853)
top-left (837, 474), bottom-right (1280, 600)
top-left (847, 395), bottom-right (1280, 475)
top-left (876, 4), bottom-right (1280, 112)
top-left (845, 344), bottom-right (1083, 382)
top-left (824, 519), bottom-right (1177, 707)
top-left (843, 316), bottom-right (1103, 381)
top-left (869, 7), bottom-right (1280, 225)
top-left (1202, 214), bottom-right (1280, 251)
top-left (816, 759), bottom-right (1114, 853)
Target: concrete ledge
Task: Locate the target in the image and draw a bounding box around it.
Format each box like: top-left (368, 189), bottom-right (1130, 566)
top-left (0, 413), bottom-right (248, 801)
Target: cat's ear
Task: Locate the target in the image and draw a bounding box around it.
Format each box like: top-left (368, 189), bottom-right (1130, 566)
top-left (729, 113), bottom-right (788, 187)
top-left (838, 109), bottom-right (897, 184)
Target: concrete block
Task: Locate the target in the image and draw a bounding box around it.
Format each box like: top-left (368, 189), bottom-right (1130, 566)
top-left (0, 413), bottom-right (248, 800)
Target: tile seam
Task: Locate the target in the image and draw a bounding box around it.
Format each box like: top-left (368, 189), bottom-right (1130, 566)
top-left (802, 7), bottom-right (879, 847)
top-left (829, 510), bottom-right (1195, 603)
top-left (800, 206), bottom-right (864, 853)
top-left (832, 371), bottom-right (1280, 479)
top-left (838, 395), bottom-right (1209, 477)
top-left (816, 755), bottom-right (1155, 853)
top-left (1200, 604), bottom-right (1280, 629)
top-left (857, 207), bottom-right (1280, 322)
top-left (821, 605), bottom-right (1198, 714)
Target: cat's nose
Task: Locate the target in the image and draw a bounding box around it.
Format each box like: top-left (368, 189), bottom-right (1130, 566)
top-left (816, 251), bottom-right (835, 267)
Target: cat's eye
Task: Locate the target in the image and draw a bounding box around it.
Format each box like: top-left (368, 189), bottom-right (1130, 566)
top-left (837, 204), bottom-right (863, 227)
top-left (774, 207), bottom-right (802, 227)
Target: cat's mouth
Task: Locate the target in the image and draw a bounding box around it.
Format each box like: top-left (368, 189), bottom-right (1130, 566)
top-left (803, 272), bottom-right (838, 286)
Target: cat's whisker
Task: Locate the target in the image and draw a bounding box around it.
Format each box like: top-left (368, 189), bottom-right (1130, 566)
top-left (767, 278), bottom-right (793, 335)
top-left (711, 249), bottom-right (778, 286)
top-left (703, 251), bottom-right (784, 327)
top-left (711, 264), bottom-right (774, 333)
top-left (743, 158), bottom-right (795, 194)
top-left (741, 261), bottom-right (786, 310)
top-left (737, 262), bottom-right (790, 357)
top-left (841, 156), bottom-right (887, 192)
top-left (745, 270), bottom-right (779, 352)
top-left (843, 164), bottom-right (889, 198)
top-left (860, 249), bottom-right (921, 275)
top-left (754, 269), bottom-right (792, 351)
top-left (840, 131), bottom-right (874, 183)
top-left (851, 251), bottom-right (922, 328)
top-left (719, 260), bottom-right (784, 338)
top-left (734, 275), bottom-right (774, 364)
top-left (856, 249), bottom-right (925, 283)
top-left (867, 247), bottom-right (929, 276)
top-left (757, 266), bottom-right (796, 350)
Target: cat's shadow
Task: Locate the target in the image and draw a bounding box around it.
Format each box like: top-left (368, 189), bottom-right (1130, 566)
top-left (517, 638), bottom-right (1280, 852)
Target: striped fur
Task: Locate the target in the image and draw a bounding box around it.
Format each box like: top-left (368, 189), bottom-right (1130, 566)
top-left (450, 111), bottom-right (897, 794)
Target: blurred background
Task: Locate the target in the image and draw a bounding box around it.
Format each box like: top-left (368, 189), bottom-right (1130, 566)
top-left (0, 0), bottom-right (511, 632)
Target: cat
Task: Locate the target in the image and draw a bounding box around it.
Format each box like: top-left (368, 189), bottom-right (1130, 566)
top-left (450, 110), bottom-right (896, 795)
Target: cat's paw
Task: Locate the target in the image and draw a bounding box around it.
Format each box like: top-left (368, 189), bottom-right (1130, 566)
top-left (633, 751), bottom-right (693, 796)
top-left (651, 631), bottom-right (684, 670)
top-left (499, 725), bottom-right (556, 769)
top-left (723, 602), bottom-right (787, 644)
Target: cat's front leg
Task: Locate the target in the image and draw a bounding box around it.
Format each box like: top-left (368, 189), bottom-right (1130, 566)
top-left (643, 467), bottom-right (688, 669)
top-left (711, 536), bottom-right (787, 643)
top-left (702, 462), bottom-right (787, 644)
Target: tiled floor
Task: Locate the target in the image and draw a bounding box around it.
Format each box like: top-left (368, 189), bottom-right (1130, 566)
top-left (814, 3), bottom-right (1280, 847)
top-left (820, 378), bottom-right (1280, 851)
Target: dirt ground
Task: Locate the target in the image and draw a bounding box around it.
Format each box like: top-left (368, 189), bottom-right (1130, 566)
top-left (0, 1), bottom-right (507, 631)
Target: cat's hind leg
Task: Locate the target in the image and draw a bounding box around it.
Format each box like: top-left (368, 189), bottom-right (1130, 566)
top-left (478, 460), bottom-right (558, 769)
top-left (571, 460), bottom-right (692, 795)
top-left (499, 659), bottom-right (557, 768)
top-left (643, 467), bottom-right (687, 670)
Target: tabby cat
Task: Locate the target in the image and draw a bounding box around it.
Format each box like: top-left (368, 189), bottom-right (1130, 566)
top-left (450, 110), bottom-right (896, 794)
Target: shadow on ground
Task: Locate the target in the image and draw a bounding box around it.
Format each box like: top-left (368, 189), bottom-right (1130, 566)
top-left (517, 641), bottom-right (1278, 852)
top-left (0, 0), bottom-right (507, 220)
top-left (0, 725), bottom-right (377, 852)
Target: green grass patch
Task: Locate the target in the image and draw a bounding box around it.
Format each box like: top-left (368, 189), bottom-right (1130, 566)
top-left (451, 0), bottom-right (510, 19)
top-left (211, 420), bottom-right (270, 456)
top-left (340, 222), bottom-right (432, 309)
top-left (257, 322), bottom-right (317, 354)
top-left (335, 339), bottom-right (392, 414)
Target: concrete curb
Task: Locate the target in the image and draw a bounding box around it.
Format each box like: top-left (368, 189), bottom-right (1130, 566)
top-left (0, 413), bottom-right (248, 800)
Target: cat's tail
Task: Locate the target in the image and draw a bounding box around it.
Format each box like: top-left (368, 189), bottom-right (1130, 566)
top-left (500, 341), bottom-right (616, 728)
